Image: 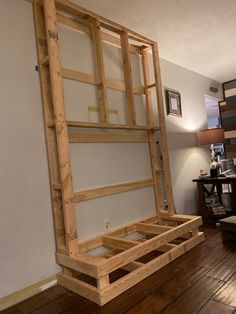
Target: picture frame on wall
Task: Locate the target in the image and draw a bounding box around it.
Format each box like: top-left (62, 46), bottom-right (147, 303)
top-left (165, 89), bottom-right (182, 117)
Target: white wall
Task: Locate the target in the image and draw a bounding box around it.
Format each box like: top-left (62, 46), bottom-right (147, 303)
top-left (0, 0), bottom-right (59, 298)
top-left (0, 0), bottom-right (223, 300)
top-left (160, 59), bottom-right (223, 214)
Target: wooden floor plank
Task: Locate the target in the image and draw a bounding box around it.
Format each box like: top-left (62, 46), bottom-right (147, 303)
top-left (16, 286), bottom-right (67, 313)
top-left (213, 273), bottom-right (236, 308)
top-left (197, 300), bottom-right (235, 314)
top-left (162, 276), bottom-right (225, 314)
top-left (207, 252), bottom-right (236, 281)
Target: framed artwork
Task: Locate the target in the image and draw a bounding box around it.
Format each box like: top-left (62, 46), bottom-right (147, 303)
top-left (165, 89), bottom-right (182, 117)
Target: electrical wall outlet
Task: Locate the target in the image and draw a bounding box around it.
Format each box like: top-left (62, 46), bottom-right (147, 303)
top-left (104, 219), bottom-right (111, 231)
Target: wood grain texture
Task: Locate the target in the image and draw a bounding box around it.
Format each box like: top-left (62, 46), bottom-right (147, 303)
top-left (198, 300), bottom-right (235, 314)
top-left (213, 273), bottom-right (236, 307)
top-left (5, 226), bottom-right (236, 313)
top-left (43, 0), bottom-right (78, 255)
top-left (74, 178), bottom-right (154, 202)
top-left (68, 132), bottom-right (149, 143)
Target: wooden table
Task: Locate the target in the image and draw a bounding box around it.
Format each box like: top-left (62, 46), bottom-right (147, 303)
top-left (193, 177), bottom-right (236, 223)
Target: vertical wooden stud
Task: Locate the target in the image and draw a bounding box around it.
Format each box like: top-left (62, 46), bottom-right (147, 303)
top-left (91, 19), bottom-right (109, 123)
top-left (120, 31), bottom-right (136, 126)
top-left (148, 132), bottom-right (164, 218)
top-left (141, 47), bottom-right (163, 217)
top-left (141, 48), bottom-right (153, 128)
top-left (43, 0), bottom-right (79, 255)
top-left (33, 1), bottom-right (67, 252)
top-left (97, 275), bottom-right (110, 290)
top-left (152, 43), bottom-right (175, 215)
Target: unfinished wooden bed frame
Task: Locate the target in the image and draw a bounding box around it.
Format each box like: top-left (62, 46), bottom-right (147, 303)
top-left (33, 0), bottom-right (204, 306)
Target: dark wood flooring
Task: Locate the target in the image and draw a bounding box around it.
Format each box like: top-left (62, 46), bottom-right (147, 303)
top-left (3, 225), bottom-right (236, 314)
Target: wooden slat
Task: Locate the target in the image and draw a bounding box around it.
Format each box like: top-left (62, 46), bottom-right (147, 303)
top-left (148, 132), bottom-right (164, 218)
top-left (56, 252), bottom-right (104, 278)
top-left (57, 273), bottom-right (101, 305)
top-left (136, 223), bottom-right (173, 234)
top-left (61, 67), bottom-right (144, 95)
top-left (43, 0), bottom-right (78, 255)
top-left (65, 121), bottom-right (153, 131)
top-left (152, 43), bottom-right (175, 215)
top-left (141, 48), bottom-right (153, 128)
top-left (62, 68), bottom-right (97, 85)
top-left (102, 236), bottom-right (139, 251)
top-left (74, 178), bottom-right (154, 202)
top-left (68, 132), bottom-right (149, 143)
top-left (34, 1), bottom-right (66, 253)
top-left (99, 232), bottom-right (204, 305)
top-left (98, 217), bottom-right (202, 276)
top-left (57, 13), bottom-right (142, 55)
top-left (55, 0), bottom-right (154, 45)
top-left (92, 19), bottom-right (109, 123)
top-left (120, 31), bottom-right (136, 126)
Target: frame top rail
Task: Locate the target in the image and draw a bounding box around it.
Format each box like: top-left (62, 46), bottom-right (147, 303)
top-left (54, 0), bottom-right (155, 45)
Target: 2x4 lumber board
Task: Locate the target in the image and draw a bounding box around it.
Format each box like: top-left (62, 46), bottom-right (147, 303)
top-left (161, 214), bottom-right (193, 222)
top-left (157, 243), bottom-right (177, 252)
top-left (121, 261), bottom-right (144, 272)
top-left (61, 68), bottom-right (145, 95)
top-left (59, 120), bottom-right (154, 131)
top-left (92, 19), bottom-right (109, 123)
top-left (141, 48), bottom-right (163, 217)
top-left (102, 236), bottom-right (139, 251)
top-left (224, 130), bottom-right (236, 139)
top-left (34, 2), bottom-right (66, 253)
top-left (57, 13), bottom-right (142, 55)
top-left (55, 0), bottom-right (155, 45)
top-left (136, 223), bottom-right (173, 234)
top-left (74, 178), bottom-right (154, 202)
top-left (79, 216), bottom-right (154, 253)
top-left (57, 273), bottom-right (101, 305)
top-left (62, 68), bottom-right (96, 85)
top-left (152, 43), bottom-right (175, 215)
top-left (148, 132), bottom-right (164, 218)
top-left (43, 0), bottom-right (78, 255)
top-left (97, 216), bottom-right (202, 276)
top-left (99, 232), bottom-right (204, 305)
top-left (56, 252), bottom-right (105, 278)
top-left (120, 31), bottom-right (136, 126)
top-left (68, 132), bottom-right (149, 143)
top-left (141, 48), bottom-right (154, 128)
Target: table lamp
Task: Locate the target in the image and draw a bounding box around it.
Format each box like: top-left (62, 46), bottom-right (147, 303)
top-left (197, 128), bottom-right (224, 177)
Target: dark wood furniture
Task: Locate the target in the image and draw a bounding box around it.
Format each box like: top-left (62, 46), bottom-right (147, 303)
top-left (193, 177), bottom-right (236, 223)
top-left (220, 216), bottom-right (236, 241)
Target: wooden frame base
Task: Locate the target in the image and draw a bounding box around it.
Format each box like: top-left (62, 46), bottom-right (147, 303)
top-left (57, 214), bottom-right (203, 305)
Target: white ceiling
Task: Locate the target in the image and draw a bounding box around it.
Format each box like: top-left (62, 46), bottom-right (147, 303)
top-left (70, 0), bottom-right (236, 83)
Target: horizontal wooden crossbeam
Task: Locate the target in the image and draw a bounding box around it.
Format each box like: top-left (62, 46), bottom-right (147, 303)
top-left (62, 68), bottom-right (145, 95)
top-left (68, 132), bottom-right (149, 143)
top-left (57, 13), bottom-right (142, 55)
top-left (135, 223), bottom-right (173, 234)
top-left (102, 236), bottom-right (139, 251)
top-left (74, 178), bottom-right (154, 202)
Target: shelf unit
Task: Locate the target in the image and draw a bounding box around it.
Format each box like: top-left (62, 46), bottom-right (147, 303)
top-left (33, 0), bottom-right (203, 305)
top-left (220, 79), bottom-right (236, 165)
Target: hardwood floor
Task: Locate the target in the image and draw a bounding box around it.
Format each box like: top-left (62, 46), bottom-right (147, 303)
top-left (3, 225), bottom-right (236, 314)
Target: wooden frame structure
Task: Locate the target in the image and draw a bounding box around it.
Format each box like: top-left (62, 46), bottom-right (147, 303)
top-left (33, 0), bottom-right (204, 305)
